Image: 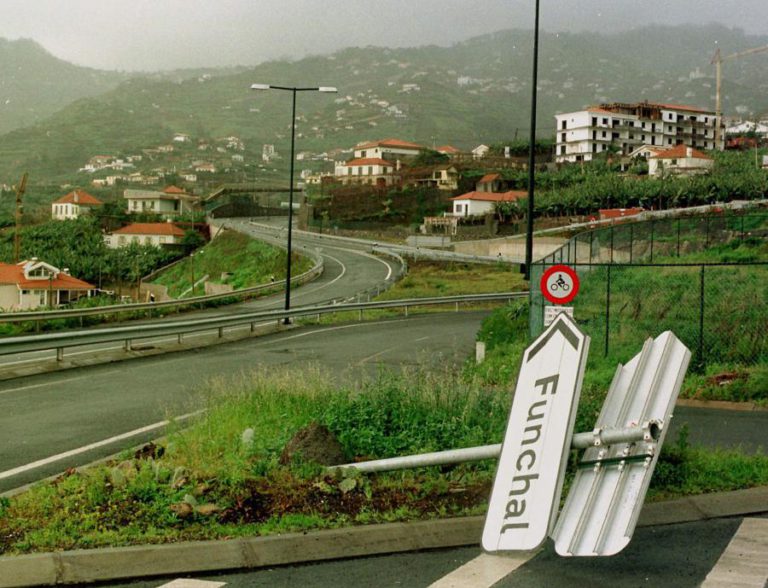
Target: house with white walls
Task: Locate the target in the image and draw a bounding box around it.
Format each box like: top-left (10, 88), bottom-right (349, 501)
top-left (51, 190), bottom-right (103, 220)
top-left (105, 222), bottom-right (186, 248)
top-left (0, 260), bottom-right (93, 310)
top-left (648, 145), bottom-right (714, 177)
top-left (449, 191), bottom-right (527, 217)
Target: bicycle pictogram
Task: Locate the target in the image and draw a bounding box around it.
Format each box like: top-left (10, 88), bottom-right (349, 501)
top-left (550, 274), bottom-right (571, 292)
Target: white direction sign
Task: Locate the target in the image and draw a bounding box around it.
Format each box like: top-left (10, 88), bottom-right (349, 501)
top-left (482, 313), bottom-right (589, 552)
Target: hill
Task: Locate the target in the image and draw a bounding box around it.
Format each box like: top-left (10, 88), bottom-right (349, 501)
top-left (1, 24), bottom-right (768, 190)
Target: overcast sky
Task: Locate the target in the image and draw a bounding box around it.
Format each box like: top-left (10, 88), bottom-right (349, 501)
top-left (1, 0), bottom-right (766, 72)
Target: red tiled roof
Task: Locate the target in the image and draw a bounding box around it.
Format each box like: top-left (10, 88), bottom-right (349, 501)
top-left (599, 208), bottom-right (645, 219)
top-left (436, 145), bottom-right (461, 154)
top-left (450, 191), bottom-right (527, 202)
top-left (53, 190), bottom-right (103, 206)
top-left (656, 103), bottom-right (713, 114)
top-left (355, 138), bottom-right (424, 151)
top-left (650, 145), bottom-right (712, 160)
top-left (0, 262), bottom-right (93, 290)
top-left (478, 173), bottom-right (501, 184)
top-left (345, 158), bottom-right (393, 167)
top-left (162, 185), bottom-right (187, 194)
top-left (113, 223), bottom-right (186, 237)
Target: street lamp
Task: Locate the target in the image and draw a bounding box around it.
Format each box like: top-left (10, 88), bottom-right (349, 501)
top-left (250, 83), bottom-right (337, 323)
top-left (524, 0), bottom-right (541, 281)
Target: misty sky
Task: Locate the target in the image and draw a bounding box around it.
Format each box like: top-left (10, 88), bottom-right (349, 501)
top-left (1, 0), bottom-right (766, 72)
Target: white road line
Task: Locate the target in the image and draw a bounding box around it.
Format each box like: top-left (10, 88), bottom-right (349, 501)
top-left (255, 317), bottom-right (417, 345)
top-left (429, 552), bottom-right (539, 588)
top-left (157, 580), bottom-right (226, 588)
top-left (701, 518), bottom-right (768, 587)
top-left (0, 410), bottom-right (204, 481)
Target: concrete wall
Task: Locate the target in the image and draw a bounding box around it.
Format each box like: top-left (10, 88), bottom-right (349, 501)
top-left (453, 236), bottom-right (567, 261)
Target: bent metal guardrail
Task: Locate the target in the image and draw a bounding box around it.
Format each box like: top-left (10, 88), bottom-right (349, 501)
top-left (0, 251), bottom-right (324, 325)
top-left (0, 292), bottom-right (527, 361)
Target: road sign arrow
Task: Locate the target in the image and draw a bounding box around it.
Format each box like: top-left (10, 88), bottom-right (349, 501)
top-left (526, 314), bottom-right (580, 362)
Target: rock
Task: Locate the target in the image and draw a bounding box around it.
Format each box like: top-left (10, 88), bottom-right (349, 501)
top-left (195, 503), bottom-right (221, 516)
top-left (279, 422), bottom-right (346, 466)
top-left (241, 427), bottom-right (255, 449)
top-left (170, 502), bottom-right (194, 518)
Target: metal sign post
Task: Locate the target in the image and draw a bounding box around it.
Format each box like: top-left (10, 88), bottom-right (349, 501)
top-left (483, 313), bottom-right (589, 552)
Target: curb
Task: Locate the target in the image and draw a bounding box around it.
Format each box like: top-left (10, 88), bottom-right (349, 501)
top-left (1, 485), bottom-right (766, 587)
top-left (676, 398), bottom-right (768, 412)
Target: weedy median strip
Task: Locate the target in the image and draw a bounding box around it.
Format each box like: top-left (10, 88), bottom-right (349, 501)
top-left (1, 359), bottom-right (767, 556)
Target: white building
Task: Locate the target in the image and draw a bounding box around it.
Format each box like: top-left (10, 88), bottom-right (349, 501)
top-left (352, 138), bottom-right (424, 160)
top-left (471, 144), bottom-right (490, 160)
top-left (105, 223), bottom-right (186, 248)
top-left (648, 145), bottom-right (714, 177)
top-left (0, 260), bottom-right (93, 310)
top-left (334, 158), bottom-right (397, 186)
top-left (449, 191), bottom-right (527, 217)
top-left (124, 186), bottom-right (199, 219)
top-left (555, 101), bottom-right (722, 163)
top-left (51, 190), bottom-right (103, 220)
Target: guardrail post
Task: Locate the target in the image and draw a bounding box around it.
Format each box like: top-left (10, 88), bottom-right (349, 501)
top-left (404, 305), bottom-right (409, 317)
top-left (178, 333), bottom-right (183, 344)
top-left (124, 339), bottom-right (131, 352)
top-left (250, 322), bottom-right (256, 332)
top-left (359, 309), bottom-right (363, 321)
top-left (56, 348), bottom-right (64, 362)
top-left (218, 327), bottom-right (224, 338)
top-left (455, 301), bottom-right (459, 312)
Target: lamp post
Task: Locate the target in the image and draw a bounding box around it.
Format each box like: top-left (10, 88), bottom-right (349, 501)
top-left (524, 0), bottom-right (541, 281)
top-left (250, 84), bottom-right (337, 323)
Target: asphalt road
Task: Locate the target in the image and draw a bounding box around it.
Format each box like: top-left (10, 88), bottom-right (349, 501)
top-left (0, 311), bottom-right (485, 492)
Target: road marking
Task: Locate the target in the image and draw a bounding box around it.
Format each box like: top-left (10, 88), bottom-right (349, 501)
top-left (0, 410), bottom-right (204, 481)
top-left (157, 580), bottom-right (226, 587)
top-left (429, 552), bottom-right (539, 587)
top-left (255, 318), bottom-right (419, 345)
top-left (701, 518), bottom-right (768, 587)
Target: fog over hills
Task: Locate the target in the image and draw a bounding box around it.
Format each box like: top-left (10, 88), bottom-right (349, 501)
top-left (1, 24), bottom-right (767, 182)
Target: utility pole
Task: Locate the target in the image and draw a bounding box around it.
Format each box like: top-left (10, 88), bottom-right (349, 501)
top-left (14, 173), bottom-right (28, 263)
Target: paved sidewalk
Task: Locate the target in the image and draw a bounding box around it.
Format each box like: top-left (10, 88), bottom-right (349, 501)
top-left (0, 486), bottom-right (766, 588)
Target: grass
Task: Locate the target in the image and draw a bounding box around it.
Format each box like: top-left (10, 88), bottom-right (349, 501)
top-left (310, 259), bottom-right (526, 325)
top-left (1, 359), bottom-right (766, 555)
top-left (150, 231), bottom-right (312, 298)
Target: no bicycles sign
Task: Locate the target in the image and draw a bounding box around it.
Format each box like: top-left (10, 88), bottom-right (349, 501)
top-left (540, 264), bottom-right (580, 305)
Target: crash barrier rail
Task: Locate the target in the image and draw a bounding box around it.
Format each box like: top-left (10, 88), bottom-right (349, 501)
top-left (0, 246), bottom-right (325, 327)
top-left (0, 292), bottom-right (528, 361)
top-left (246, 219), bottom-right (522, 265)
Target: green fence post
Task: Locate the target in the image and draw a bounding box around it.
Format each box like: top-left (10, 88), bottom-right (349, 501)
top-left (610, 225), bottom-right (614, 264)
top-left (629, 224), bottom-right (634, 264)
top-left (741, 215), bottom-right (745, 242)
top-left (677, 218), bottom-right (681, 257)
top-left (605, 264), bottom-right (612, 357)
top-left (705, 217), bottom-right (710, 248)
top-left (650, 220), bottom-right (655, 262)
top-left (589, 232), bottom-right (594, 266)
top-left (698, 265), bottom-right (705, 369)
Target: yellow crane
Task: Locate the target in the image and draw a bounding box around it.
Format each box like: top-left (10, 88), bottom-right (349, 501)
top-left (712, 44), bottom-right (768, 147)
top-left (13, 172), bottom-right (28, 263)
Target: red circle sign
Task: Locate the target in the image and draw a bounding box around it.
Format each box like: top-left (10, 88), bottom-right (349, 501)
top-left (540, 265), bottom-right (580, 304)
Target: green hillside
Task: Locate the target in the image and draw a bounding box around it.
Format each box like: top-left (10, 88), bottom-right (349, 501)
top-left (1, 25), bottom-right (768, 190)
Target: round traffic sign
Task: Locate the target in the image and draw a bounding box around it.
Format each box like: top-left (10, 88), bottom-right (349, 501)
top-left (540, 264), bottom-right (580, 304)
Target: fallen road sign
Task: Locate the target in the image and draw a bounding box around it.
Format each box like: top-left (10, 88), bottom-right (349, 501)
top-left (482, 312), bottom-right (589, 552)
top-left (551, 331), bottom-right (691, 556)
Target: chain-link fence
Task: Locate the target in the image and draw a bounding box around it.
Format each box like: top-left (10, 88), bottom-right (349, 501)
top-left (530, 213), bottom-right (768, 371)
top-left (539, 213), bottom-right (768, 266)
top-left (530, 262), bottom-right (768, 369)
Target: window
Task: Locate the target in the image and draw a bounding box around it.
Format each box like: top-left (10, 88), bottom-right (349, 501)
top-left (560, 145), bottom-right (566, 155)
top-left (671, 159), bottom-right (678, 165)
top-left (590, 118), bottom-right (596, 126)
top-left (602, 118), bottom-right (608, 125)
top-left (561, 133), bottom-right (566, 142)
top-left (602, 131), bottom-right (607, 138)
top-left (563, 120), bottom-right (568, 129)
top-left (368, 166), bottom-right (373, 175)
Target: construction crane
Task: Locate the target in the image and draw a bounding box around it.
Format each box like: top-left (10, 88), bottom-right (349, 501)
top-left (13, 172), bottom-right (28, 263)
top-left (712, 44), bottom-right (768, 147)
